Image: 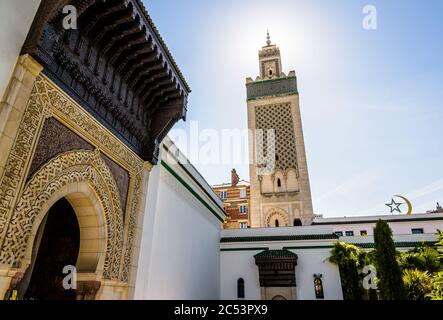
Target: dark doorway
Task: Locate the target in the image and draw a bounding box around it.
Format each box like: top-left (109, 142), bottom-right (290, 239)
top-left (293, 219), bottom-right (302, 226)
top-left (23, 197), bottom-right (80, 300)
top-left (237, 278), bottom-right (245, 299)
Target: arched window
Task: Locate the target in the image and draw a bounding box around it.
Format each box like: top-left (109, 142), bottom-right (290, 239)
top-left (314, 277), bottom-right (324, 299)
top-left (237, 278), bottom-right (245, 299)
top-left (293, 219), bottom-right (302, 226)
top-left (277, 178), bottom-right (281, 188)
top-left (275, 219), bottom-right (279, 227)
top-left (269, 69), bottom-right (273, 76)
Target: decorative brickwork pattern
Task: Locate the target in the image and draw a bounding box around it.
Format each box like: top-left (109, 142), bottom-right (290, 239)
top-left (255, 104), bottom-right (298, 171)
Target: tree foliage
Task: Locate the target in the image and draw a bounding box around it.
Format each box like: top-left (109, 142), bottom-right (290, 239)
top-left (399, 246), bottom-right (441, 273)
top-left (428, 230), bottom-right (443, 300)
top-left (373, 220), bottom-right (406, 300)
top-left (329, 242), bottom-right (364, 300)
top-left (402, 269), bottom-right (434, 300)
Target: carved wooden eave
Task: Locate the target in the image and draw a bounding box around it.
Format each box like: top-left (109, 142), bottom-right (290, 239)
top-left (21, 0), bottom-right (191, 164)
top-left (254, 249), bottom-right (298, 287)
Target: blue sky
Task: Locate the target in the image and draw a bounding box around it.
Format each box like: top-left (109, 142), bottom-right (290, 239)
top-left (145, 0), bottom-right (443, 217)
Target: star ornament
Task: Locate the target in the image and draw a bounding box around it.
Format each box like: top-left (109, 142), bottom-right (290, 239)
top-left (386, 198), bottom-right (403, 214)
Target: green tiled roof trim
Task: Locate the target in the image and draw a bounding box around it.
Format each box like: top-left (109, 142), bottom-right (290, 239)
top-left (220, 234), bottom-right (339, 243)
top-left (135, 0), bottom-right (191, 92)
top-left (354, 241), bottom-right (437, 249)
top-left (246, 76), bottom-right (298, 100)
top-left (247, 92), bottom-right (298, 101)
top-left (283, 245), bottom-right (334, 250)
top-left (254, 249), bottom-right (298, 259)
top-left (220, 247), bottom-right (269, 252)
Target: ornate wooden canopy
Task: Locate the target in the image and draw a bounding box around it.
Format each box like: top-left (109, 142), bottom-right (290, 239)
top-left (254, 249), bottom-right (298, 287)
top-left (22, 0), bottom-right (191, 164)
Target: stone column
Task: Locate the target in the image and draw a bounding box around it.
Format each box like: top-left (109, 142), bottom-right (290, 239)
top-left (0, 54), bottom-right (43, 175)
top-left (76, 281), bottom-right (101, 300)
top-left (0, 54), bottom-right (43, 300)
top-left (127, 161), bottom-right (152, 299)
top-left (0, 269), bottom-right (23, 300)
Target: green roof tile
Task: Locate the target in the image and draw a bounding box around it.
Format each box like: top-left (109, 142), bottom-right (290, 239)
top-left (254, 249), bottom-right (298, 259)
top-left (220, 234), bottom-right (339, 243)
top-left (354, 241), bottom-right (436, 249)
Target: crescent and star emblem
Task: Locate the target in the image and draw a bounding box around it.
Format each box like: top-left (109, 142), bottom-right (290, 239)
top-left (385, 195), bottom-right (413, 215)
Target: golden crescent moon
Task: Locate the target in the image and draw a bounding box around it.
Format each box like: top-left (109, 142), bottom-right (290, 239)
top-left (395, 195), bottom-right (413, 215)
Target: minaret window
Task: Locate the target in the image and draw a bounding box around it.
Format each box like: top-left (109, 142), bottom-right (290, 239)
top-left (293, 219), bottom-right (302, 226)
top-left (275, 220), bottom-right (279, 227)
top-left (269, 69), bottom-right (273, 76)
top-left (277, 178), bottom-right (281, 188)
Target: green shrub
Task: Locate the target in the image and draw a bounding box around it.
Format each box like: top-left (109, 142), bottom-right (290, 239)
top-left (402, 269), bottom-right (434, 300)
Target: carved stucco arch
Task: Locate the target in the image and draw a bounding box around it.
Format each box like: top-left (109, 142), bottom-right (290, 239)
top-left (265, 208), bottom-right (290, 227)
top-left (0, 150), bottom-right (124, 280)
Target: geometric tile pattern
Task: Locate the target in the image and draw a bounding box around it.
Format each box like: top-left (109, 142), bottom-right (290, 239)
top-left (255, 103), bottom-right (298, 170)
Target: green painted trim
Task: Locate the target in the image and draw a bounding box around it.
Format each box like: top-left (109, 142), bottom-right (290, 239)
top-left (246, 76), bottom-right (297, 86)
top-left (353, 241), bottom-right (436, 249)
top-left (220, 247), bottom-right (269, 252)
top-left (220, 234), bottom-right (338, 243)
top-left (283, 245), bottom-right (334, 250)
top-left (161, 160), bottom-right (225, 223)
top-left (313, 216), bottom-right (443, 225)
top-left (247, 92), bottom-right (298, 101)
top-left (162, 144), bottom-right (225, 214)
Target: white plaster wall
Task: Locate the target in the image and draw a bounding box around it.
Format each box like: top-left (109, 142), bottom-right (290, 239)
top-left (332, 220), bottom-right (443, 237)
top-left (220, 247), bottom-right (343, 300)
top-left (135, 167), bottom-right (222, 300)
top-left (0, 0), bottom-right (41, 99)
top-left (133, 165), bottom-right (161, 299)
top-left (291, 248), bottom-right (343, 300)
top-left (220, 251), bottom-right (262, 300)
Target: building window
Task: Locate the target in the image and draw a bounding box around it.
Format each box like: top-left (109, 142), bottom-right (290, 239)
top-left (345, 231), bottom-right (354, 237)
top-left (314, 277), bottom-right (324, 299)
top-left (277, 178), bottom-right (281, 188)
top-left (220, 191), bottom-right (227, 200)
top-left (360, 230), bottom-right (368, 236)
top-left (275, 220), bottom-right (279, 227)
top-left (293, 219), bottom-right (302, 226)
top-left (239, 188), bottom-right (247, 198)
top-left (239, 222), bottom-right (248, 229)
top-left (237, 278), bottom-right (245, 299)
top-left (239, 205), bottom-right (247, 214)
top-left (411, 228), bottom-right (424, 234)
top-left (335, 231), bottom-right (343, 237)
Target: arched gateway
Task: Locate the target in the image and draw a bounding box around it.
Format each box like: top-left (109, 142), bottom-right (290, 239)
top-left (1, 150), bottom-right (124, 299)
top-left (0, 0), bottom-right (190, 300)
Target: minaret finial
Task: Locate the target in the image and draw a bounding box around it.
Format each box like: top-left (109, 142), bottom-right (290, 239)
top-left (266, 30), bottom-right (271, 46)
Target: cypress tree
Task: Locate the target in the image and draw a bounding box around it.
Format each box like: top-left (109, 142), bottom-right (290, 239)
top-left (373, 219), bottom-right (406, 300)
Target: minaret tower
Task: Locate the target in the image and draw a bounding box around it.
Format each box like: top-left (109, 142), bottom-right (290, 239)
top-left (246, 32), bottom-right (314, 228)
